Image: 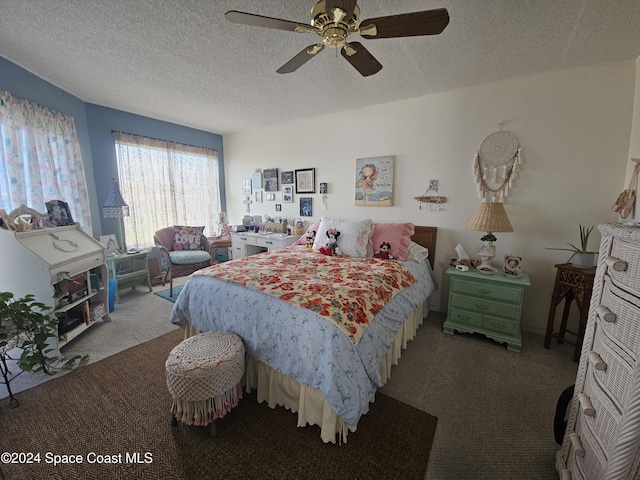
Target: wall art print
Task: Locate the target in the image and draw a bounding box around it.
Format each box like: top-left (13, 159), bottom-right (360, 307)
top-left (355, 155), bottom-right (394, 206)
top-left (263, 168), bottom-right (279, 192)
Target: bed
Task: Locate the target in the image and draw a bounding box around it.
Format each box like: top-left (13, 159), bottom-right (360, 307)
top-left (170, 222), bottom-right (437, 443)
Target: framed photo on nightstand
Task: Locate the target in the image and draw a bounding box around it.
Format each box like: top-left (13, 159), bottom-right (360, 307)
top-left (504, 255), bottom-right (522, 277)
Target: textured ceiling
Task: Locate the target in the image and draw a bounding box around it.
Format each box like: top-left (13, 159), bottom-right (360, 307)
top-left (1, 0), bottom-right (640, 135)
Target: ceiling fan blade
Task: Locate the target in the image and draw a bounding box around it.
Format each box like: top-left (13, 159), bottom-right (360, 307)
top-left (360, 8), bottom-right (450, 39)
top-left (340, 42), bottom-right (382, 77)
top-left (225, 10), bottom-right (309, 32)
top-left (277, 44), bottom-right (325, 74)
top-left (326, 0), bottom-right (357, 23)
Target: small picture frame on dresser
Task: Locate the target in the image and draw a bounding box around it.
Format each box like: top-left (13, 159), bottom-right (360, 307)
top-left (504, 255), bottom-right (523, 277)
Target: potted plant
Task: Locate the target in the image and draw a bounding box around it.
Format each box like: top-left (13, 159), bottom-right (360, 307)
top-left (545, 225), bottom-right (598, 269)
top-left (0, 291), bottom-right (86, 406)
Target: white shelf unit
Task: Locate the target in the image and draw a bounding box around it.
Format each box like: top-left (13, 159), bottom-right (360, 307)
top-left (0, 224), bottom-right (111, 355)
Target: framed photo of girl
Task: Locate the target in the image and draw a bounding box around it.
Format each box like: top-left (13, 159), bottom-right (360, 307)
top-left (504, 255), bottom-right (523, 277)
top-left (355, 155), bottom-right (394, 206)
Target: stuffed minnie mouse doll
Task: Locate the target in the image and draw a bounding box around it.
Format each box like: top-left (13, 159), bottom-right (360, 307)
top-left (319, 229), bottom-right (342, 256)
top-left (304, 230), bottom-right (316, 249)
top-left (373, 241), bottom-right (395, 259)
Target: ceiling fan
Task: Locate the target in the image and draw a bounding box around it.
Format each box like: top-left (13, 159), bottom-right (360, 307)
top-left (225, 1), bottom-right (449, 77)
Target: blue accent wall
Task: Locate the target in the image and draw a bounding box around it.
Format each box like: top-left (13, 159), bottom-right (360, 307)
top-left (0, 56), bottom-right (225, 238)
top-left (85, 104), bottom-right (225, 240)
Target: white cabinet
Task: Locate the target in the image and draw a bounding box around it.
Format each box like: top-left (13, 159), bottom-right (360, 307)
top-left (557, 223), bottom-right (640, 479)
top-left (0, 224), bottom-right (111, 354)
top-left (231, 232), bottom-right (297, 259)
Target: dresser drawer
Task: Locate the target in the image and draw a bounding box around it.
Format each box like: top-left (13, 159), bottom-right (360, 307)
top-left (592, 322), bottom-right (634, 409)
top-left (481, 315), bottom-right (517, 336)
top-left (609, 238), bottom-right (640, 296)
top-left (447, 308), bottom-right (482, 328)
top-left (450, 294), bottom-right (519, 319)
top-left (574, 414), bottom-right (606, 480)
top-left (451, 277), bottom-right (522, 303)
top-left (598, 275), bottom-right (640, 359)
top-left (582, 369), bottom-right (621, 457)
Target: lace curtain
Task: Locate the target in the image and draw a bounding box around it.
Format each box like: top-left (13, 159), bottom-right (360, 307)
top-left (0, 91), bottom-right (92, 230)
top-left (114, 132), bottom-right (221, 248)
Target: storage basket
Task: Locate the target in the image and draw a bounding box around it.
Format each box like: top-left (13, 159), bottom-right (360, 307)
top-left (264, 222), bottom-right (287, 234)
top-left (290, 225), bottom-right (306, 236)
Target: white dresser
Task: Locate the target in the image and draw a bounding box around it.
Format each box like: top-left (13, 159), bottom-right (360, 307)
top-left (231, 231), bottom-right (297, 259)
top-left (557, 223), bottom-right (640, 479)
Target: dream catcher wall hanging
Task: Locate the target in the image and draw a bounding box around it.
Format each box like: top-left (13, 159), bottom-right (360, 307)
top-left (473, 128), bottom-right (522, 202)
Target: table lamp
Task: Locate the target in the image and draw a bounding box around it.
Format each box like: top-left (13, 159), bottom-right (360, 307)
top-left (466, 201), bottom-right (513, 270)
top-left (102, 178), bottom-right (130, 252)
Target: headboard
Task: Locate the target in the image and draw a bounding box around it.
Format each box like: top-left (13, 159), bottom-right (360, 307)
top-left (411, 226), bottom-right (437, 270)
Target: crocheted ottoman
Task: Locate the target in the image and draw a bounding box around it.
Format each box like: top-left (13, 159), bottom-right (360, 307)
top-left (165, 332), bottom-right (244, 434)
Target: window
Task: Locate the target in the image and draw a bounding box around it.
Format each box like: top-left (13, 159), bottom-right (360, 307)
top-left (0, 91), bottom-right (92, 230)
top-left (114, 132), bottom-right (221, 248)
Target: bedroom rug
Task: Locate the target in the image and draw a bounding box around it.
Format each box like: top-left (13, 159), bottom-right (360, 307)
top-left (1, 329), bottom-right (438, 480)
top-left (154, 284), bottom-right (184, 303)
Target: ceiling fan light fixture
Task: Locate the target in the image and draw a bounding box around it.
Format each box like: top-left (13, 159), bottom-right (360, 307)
top-left (226, 1), bottom-right (449, 77)
top-left (324, 26), bottom-right (347, 48)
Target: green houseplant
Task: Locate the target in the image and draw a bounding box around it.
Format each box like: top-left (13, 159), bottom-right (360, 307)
top-left (545, 225), bottom-right (598, 269)
top-left (0, 291), bottom-right (86, 406)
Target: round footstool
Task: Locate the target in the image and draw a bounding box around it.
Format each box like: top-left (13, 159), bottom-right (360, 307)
top-left (165, 332), bottom-right (244, 434)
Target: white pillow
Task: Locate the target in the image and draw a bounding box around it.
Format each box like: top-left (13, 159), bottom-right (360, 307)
top-left (407, 241), bottom-right (430, 263)
top-left (313, 217), bottom-right (373, 257)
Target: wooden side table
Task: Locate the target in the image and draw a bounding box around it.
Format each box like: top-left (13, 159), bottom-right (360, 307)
top-left (543, 263), bottom-right (596, 362)
top-left (105, 250), bottom-right (153, 302)
top-left (208, 236), bottom-right (232, 263)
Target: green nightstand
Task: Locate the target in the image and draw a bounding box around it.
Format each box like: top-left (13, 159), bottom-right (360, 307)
top-left (443, 267), bottom-right (531, 352)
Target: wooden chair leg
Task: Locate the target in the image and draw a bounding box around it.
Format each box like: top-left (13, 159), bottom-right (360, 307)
top-left (208, 420), bottom-right (216, 437)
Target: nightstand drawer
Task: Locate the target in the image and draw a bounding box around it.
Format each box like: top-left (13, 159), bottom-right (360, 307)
top-left (447, 308), bottom-right (482, 327)
top-left (450, 294), bottom-right (519, 319)
top-left (482, 315), bottom-right (517, 336)
top-left (451, 277), bottom-right (522, 303)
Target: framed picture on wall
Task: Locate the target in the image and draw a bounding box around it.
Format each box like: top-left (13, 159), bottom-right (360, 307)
top-left (255, 190), bottom-right (263, 203)
top-left (242, 178), bottom-right (252, 195)
top-left (354, 155), bottom-right (395, 206)
top-left (266, 193), bottom-right (275, 201)
top-left (295, 168), bottom-right (315, 194)
top-left (263, 168), bottom-right (279, 192)
top-left (281, 170), bottom-right (294, 184)
top-left (252, 170), bottom-right (263, 190)
top-left (300, 197), bottom-right (312, 216)
top-left (282, 185), bottom-right (293, 203)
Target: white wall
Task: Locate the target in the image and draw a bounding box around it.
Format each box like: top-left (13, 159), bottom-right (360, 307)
top-left (624, 56), bottom-right (640, 223)
top-left (224, 60), bottom-right (635, 334)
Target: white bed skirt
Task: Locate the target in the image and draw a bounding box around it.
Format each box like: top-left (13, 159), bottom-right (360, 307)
top-left (182, 301), bottom-right (427, 444)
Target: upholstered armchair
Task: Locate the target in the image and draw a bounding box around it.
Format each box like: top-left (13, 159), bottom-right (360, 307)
top-left (153, 226), bottom-right (214, 296)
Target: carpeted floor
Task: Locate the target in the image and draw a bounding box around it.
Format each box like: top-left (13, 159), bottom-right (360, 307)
top-left (154, 285), bottom-right (184, 303)
top-left (1, 329), bottom-right (438, 480)
top-left (0, 274), bottom-right (579, 479)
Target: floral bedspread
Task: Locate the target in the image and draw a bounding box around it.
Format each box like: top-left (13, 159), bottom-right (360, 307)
top-left (194, 248), bottom-right (416, 344)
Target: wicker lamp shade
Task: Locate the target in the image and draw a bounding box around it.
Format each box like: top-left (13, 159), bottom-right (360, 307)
top-left (466, 202), bottom-right (513, 233)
